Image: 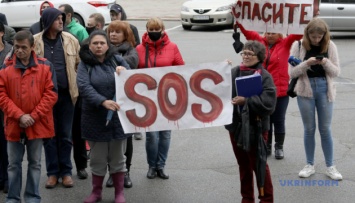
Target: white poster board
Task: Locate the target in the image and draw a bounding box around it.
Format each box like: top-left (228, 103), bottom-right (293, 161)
top-left (115, 62), bottom-right (233, 133)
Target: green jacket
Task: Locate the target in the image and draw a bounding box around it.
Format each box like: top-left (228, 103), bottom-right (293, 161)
top-left (67, 19), bottom-right (89, 43)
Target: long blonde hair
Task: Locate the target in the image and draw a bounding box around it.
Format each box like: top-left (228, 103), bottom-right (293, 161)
top-left (302, 18), bottom-right (330, 54)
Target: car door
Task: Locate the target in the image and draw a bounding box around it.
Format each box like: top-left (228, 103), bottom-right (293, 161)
top-left (0, 0), bottom-right (41, 28)
top-left (319, 0), bottom-right (333, 28)
top-left (331, 0), bottom-right (355, 30)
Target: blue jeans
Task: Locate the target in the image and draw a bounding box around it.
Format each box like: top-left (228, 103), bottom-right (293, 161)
top-left (7, 139), bottom-right (43, 203)
top-left (269, 96), bottom-right (289, 134)
top-left (0, 122), bottom-right (8, 188)
top-left (145, 130), bottom-right (171, 169)
top-left (297, 77), bottom-right (334, 167)
top-left (43, 91), bottom-right (74, 177)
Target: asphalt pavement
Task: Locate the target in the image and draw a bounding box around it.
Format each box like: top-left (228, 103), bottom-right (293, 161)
top-left (1, 0), bottom-right (355, 203)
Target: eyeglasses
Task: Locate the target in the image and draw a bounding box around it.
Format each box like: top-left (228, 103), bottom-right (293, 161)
top-left (240, 52), bottom-right (256, 57)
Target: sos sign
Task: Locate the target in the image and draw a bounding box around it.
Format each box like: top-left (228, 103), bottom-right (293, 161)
top-left (116, 63), bottom-right (233, 132)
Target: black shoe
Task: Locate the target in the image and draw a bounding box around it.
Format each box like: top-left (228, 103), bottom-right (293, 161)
top-left (156, 169), bottom-right (169, 179)
top-left (3, 181), bottom-right (8, 194)
top-left (266, 144), bottom-right (272, 156)
top-left (106, 175), bottom-right (113, 187)
top-left (77, 169), bottom-right (88, 179)
top-left (275, 148), bottom-right (284, 159)
top-left (147, 168), bottom-right (156, 179)
top-left (124, 172), bottom-right (133, 188)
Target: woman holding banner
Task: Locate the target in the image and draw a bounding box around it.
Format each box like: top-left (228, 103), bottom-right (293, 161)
top-left (136, 17), bottom-right (184, 179)
top-left (289, 18), bottom-right (342, 180)
top-left (234, 20), bottom-right (302, 160)
top-left (225, 40), bottom-right (276, 202)
top-left (77, 30), bottom-right (130, 203)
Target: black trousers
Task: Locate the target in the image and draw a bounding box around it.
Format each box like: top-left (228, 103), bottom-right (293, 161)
top-left (0, 122), bottom-right (8, 186)
top-left (125, 136), bottom-right (133, 171)
top-left (72, 96), bottom-right (88, 171)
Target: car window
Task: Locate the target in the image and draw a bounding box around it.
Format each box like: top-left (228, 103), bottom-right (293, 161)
top-left (321, 0), bottom-right (331, 3)
top-left (334, 0), bottom-right (354, 3)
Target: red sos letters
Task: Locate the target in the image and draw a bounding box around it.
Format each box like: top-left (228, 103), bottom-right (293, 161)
top-left (124, 69), bottom-right (224, 128)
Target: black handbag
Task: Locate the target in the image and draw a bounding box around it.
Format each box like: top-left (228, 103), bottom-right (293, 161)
top-left (287, 78), bottom-right (298, 98)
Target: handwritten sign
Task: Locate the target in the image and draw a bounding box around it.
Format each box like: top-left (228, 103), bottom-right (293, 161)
top-left (115, 62), bottom-right (233, 133)
top-left (232, 0), bottom-right (320, 34)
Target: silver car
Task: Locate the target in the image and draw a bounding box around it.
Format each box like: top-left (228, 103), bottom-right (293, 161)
top-left (180, 0), bottom-right (235, 30)
top-left (319, 0), bottom-right (355, 31)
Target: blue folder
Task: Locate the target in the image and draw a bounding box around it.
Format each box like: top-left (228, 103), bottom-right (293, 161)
top-left (235, 74), bottom-right (262, 97)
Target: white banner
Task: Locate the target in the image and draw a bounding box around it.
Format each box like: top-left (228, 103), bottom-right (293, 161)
top-left (115, 62), bottom-right (233, 133)
top-left (232, 0), bottom-right (319, 34)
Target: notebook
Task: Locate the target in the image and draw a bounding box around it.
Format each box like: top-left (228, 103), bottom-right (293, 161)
top-left (235, 74), bottom-right (262, 97)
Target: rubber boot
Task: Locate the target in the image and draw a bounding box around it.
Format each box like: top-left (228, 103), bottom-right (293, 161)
top-left (267, 131), bottom-right (272, 156)
top-left (112, 172), bottom-right (126, 203)
top-left (274, 133), bottom-right (285, 159)
top-left (84, 174), bottom-right (104, 203)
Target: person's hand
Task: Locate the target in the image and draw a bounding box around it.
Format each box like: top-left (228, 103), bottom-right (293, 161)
top-left (116, 66), bottom-right (126, 75)
top-left (231, 96), bottom-right (246, 106)
top-left (225, 59), bottom-right (232, 65)
top-left (306, 57), bottom-right (323, 66)
top-left (102, 100), bottom-right (120, 111)
top-left (19, 114), bottom-right (35, 128)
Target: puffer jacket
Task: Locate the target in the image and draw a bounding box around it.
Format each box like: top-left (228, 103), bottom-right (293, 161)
top-left (237, 22), bottom-right (302, 97)
top-left (111, 41), bottom-right (138, 69)
top-left (0, 51), bottom-right (58, 141)
top-left (77, 44), bottom-right (130, 142)
top-left (136, 32), bottom-right (184, 68)
top-left (289, 40), bottom-right (340, 102)
top-left (33, 31), bottom-right (80, 105)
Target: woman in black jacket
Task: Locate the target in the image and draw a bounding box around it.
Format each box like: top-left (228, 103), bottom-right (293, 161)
top-left (226, 40), bottom-right (276, 203)
top-left (105, 20), bottom-right (139, 189)
top-left (77, 30), bottom-right (130, 203)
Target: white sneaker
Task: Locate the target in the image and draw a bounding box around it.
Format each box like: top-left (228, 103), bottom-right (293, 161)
top-left (299, 164), bottom-right (315, 178)
top-left (134, 133), bottom-right (143, 140)
top-left (326, 166), bottom-right (343, 180)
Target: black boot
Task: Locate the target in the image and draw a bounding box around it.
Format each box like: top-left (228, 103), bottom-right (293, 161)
top-left (267, 132), bottom-right (272, 156)
top-left (274, 133), bottom-right (285, 159)
top-left (124, 167), bottom-right (132, 188)
top-left (106, 174), bottom-right (113, 188)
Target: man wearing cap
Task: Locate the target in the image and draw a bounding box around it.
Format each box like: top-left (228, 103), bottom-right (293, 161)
top-left (29, 1), bottom-right (54, 35)
top-left (110, 4), bottom-right (140, 46)
top-left (33, 7), bottom-right (80, 189)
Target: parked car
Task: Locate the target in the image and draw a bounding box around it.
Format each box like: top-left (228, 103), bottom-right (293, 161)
top-left (0, 0), bottom-right (114, 29)
top-left (319, 0), bottom-right (355, 31)
top-left (180, 0), bottom-right (235, 30)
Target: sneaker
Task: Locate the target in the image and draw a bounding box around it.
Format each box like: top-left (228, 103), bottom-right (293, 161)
top-left (326, 166), bottom-right (343, 180)
top-left (299, 164), bottom-right (315, 178)
top-left (134, 133), bottom-right (143, 140)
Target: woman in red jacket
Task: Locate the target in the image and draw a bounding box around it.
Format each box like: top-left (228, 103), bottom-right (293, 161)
top-left (235, 22), bottom-right (302, 159)
top-left (136, 17), bottom-right (184, 179)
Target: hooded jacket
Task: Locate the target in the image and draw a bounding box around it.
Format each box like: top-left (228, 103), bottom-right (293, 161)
top-left (0, 13), bottom-right (15, 44)
top-left (0, 51), bottom-right (58, 141)
top-left (29, 1), bottom-right (55, 35)
top-left (136, 32), bottom-right (184, 68)
top-left (236, 22), bottom-right (302, 97)
top-left (77, 43), bottom-right (130, 142)
top-left (33, 8), bottom-right (80, 105)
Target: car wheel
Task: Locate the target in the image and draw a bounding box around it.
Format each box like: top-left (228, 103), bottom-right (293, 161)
top-left (73, 13), bottom-right (85, 26)
top-left (182, 25), bottom-right (192, 30)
